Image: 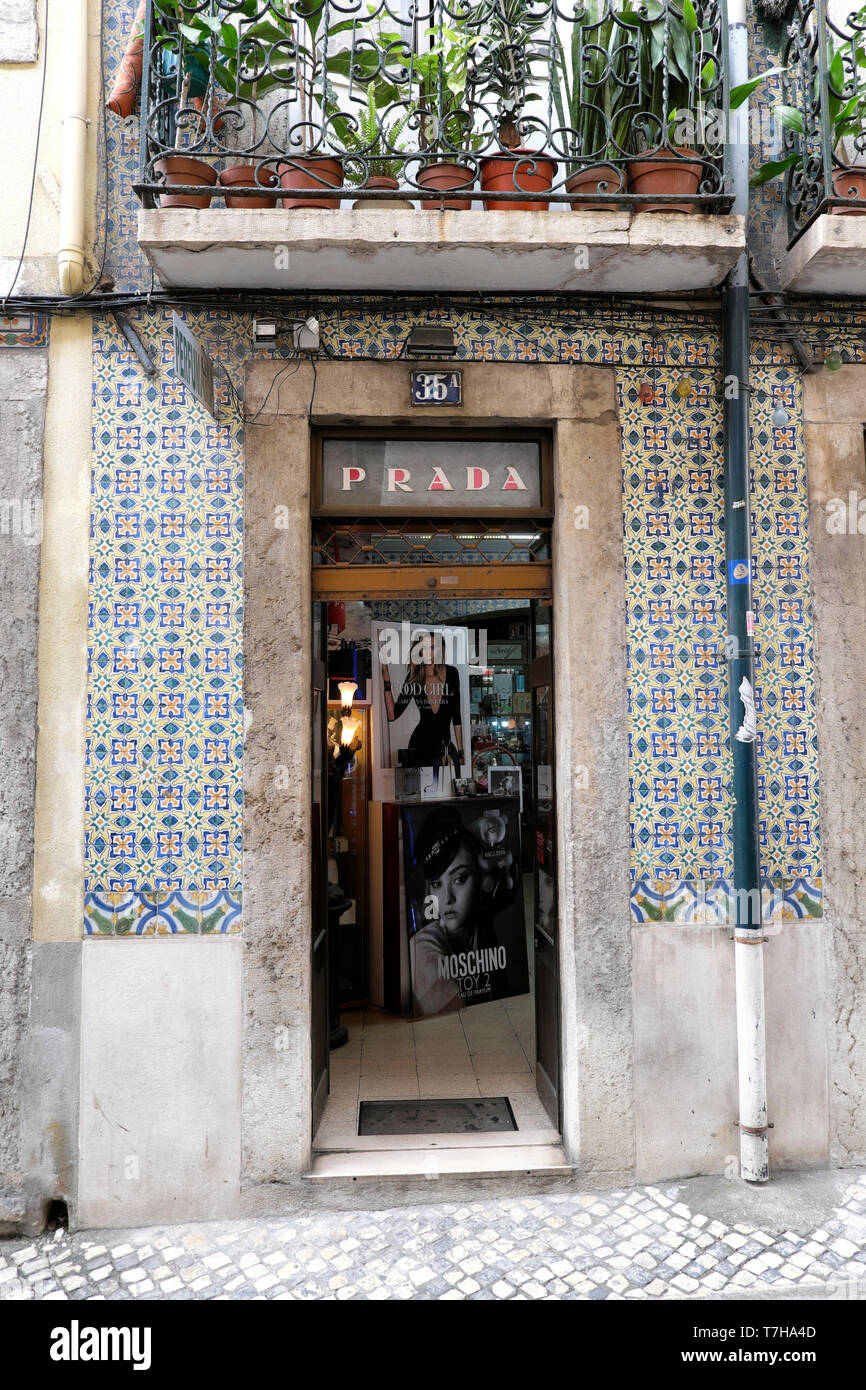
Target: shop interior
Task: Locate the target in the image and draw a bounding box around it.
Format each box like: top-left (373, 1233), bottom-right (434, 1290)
top-left (314, 595), bottom-right (558, 1152)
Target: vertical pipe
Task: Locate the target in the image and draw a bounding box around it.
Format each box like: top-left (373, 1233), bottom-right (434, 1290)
top-left (725, 0), bottom-right (768, 1183)
top-left (58, 0), bottom-right (90, 295)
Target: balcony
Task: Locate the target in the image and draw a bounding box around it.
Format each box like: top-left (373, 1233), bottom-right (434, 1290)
top-left (131, 0), bottom-right (743, 294)
top-left (775, 0), bottom-right (866, 292)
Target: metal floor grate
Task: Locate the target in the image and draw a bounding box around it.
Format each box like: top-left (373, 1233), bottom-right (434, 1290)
top-left (358, 1097), bottom-right (517, 1136)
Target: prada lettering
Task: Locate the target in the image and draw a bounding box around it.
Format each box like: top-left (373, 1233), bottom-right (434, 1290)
top-left (321, 439), bottom-right (543, 511)
top-left (341, 465), bottom-right (528, 493)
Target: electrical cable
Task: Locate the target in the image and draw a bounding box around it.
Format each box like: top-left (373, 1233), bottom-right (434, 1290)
top-left (307, 356), bottom-right (318, 422)
top-left (0, 288), bottom-right (730, 320)
top-left (243, 356), bottom-right (303, 426)
top-left (216, 363), bottom-right (243, 416)
top-left (4, 0), bottom-right (49, 309)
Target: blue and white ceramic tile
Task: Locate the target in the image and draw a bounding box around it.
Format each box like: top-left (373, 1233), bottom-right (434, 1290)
top-left (84, 0), bottom-right (825, 931)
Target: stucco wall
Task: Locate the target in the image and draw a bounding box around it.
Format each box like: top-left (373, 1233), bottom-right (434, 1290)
top-left (0, 1), bottom-right (38, 64)
top-left (0, 347), bottom-right (46, 1229)
top-left (0, 0), bottom-right (103, 297)
top-left (633, 922), bottom-right (828, 1180)
top-left (804, 365), bottom-right (866, 1166)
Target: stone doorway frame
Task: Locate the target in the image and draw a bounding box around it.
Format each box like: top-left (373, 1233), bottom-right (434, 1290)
top-left (242, 360), bottom-right (633, 1189)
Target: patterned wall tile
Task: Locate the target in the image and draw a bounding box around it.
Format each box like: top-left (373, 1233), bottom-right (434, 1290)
top-left (85, 0), bottom-right (824, 933)
top-left (86, 306), bottom-right (246, 932)
top-left (0, 312), bottom-right (48, 347)
top-left (84, 299), bottom-right (825, 932)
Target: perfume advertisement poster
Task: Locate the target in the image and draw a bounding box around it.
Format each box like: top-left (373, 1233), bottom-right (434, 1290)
top-left (371, 622), bottom-right (472, 800)
top-left (401, 799), bottom-right (530, 1016)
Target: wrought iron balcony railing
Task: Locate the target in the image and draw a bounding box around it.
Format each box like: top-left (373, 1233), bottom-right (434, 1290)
top-left (134, 0), bottom-right (733, 211)
top-left (776, 0), bottom-right (866, 243)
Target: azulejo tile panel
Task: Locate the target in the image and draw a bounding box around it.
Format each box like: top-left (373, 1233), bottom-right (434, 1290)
top-left (98, 0), bottom-right (152, 294)
top-left (84, 302), bottom-right (824, 933)
top-left (0, 312), bottom-right (48, 348)
top-left (86, 307), bottom-right (246, 933)
top-left (91, 3), bottom-right (823, 930)
top-left (619, 350), bottom-right (821, 920)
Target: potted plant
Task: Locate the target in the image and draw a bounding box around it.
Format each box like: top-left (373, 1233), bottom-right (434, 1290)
top-left (475, 0), bottom-right (556, 210)
top-left (332, 86), bottom-right (414, 210)
top-left (218, 161), bottom-right (280, 207)
top-left (146, 0), bottom-right (220, 206)
top-left (750, 33), bottom-right (866, 215)
top-left (621, 0), bottom-right (714, 213)
top-left (203, 0), bottom-right (344, 209)
top-left (406, 24), bottom-right (485, 208)
top-left (106, 0), bottom-right (148, 119)
top-left (552, 0), bottom-right (632, 209)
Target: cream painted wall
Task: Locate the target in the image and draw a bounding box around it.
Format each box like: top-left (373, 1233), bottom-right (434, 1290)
top-left (32, 315), bottom-right (91, 942)
top-left (0, 0), bottom-right (103, 295)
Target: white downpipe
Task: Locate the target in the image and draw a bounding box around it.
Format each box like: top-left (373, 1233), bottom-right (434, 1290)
top-left (58, 0), bottom-right (89, 295)
top-left (728, 0), bottom-right (769, 1184)
top-left (735, 936), bottom-right (769, 1181)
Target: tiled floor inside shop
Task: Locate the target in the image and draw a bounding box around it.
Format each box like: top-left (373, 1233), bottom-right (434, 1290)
top-left (314, 993), bottom-right (558, 1151)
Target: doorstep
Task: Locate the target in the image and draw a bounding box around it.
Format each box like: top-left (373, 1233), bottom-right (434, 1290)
top-left (307, 1142), bottom-right (572, 1181)
top-left (313, 1126), bottom-right (561, 1154)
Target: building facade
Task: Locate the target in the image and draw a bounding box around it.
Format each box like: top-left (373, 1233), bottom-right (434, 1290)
top-left (1, 0), bottom-right (865, 1231)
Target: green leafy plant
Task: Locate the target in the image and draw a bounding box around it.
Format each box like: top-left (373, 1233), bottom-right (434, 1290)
top-left (404, 25), bottom-right (486, 156)
top-left (327, 8), bottom-right (486, 159)
top-left (616, 0), bottom-right (719, 155)
top-left (551, 0), bottom-right (635, 170)
top-left (474, 0), bottom-right (549, 145)
top-left (152, 0), bottom-right (294, 101)
top-left (750, 22), bottom-right (866, 187)
top-left (154, 0), bottom-right (355, 155)
top-left (150, 0), bottom-right (216, 108)
top-left (331, 83), bottom-right (411, 183)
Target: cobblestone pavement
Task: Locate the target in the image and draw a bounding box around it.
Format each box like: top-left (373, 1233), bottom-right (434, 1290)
top-left (2, 1172), bottom-right (865, 1301)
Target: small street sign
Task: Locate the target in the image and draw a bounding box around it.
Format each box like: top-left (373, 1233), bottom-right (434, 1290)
top-left (172, 312), bottom-right (215, 418)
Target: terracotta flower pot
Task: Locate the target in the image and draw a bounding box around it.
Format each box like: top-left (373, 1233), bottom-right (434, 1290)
top-left (565, 163), bottom-right (627, 211)
top-left (479, 149), bottom-right (556, 210)
top-left (831, 166), bottom-right (866, 213)
top-left (218, 165), bottom-right (279, 209)
top-left (351, 175), bottom-right (414, 211)
top-left (417, 161), bottom-right (475, 209)
top-left (153, 156), bottom-right (218, 209)
top-left (627, 147), bottom-right (703, 213)
top-left (105, 0), bottom-right (146, 119)
top-left (278, 156), bottom-right (343, 210)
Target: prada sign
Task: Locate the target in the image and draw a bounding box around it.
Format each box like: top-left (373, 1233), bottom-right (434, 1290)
top-left (318, 437), bottom-right (545, 514)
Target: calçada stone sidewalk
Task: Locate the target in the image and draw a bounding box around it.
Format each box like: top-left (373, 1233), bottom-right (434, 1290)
top-left (1, 1170), bottom-right (865, 1302)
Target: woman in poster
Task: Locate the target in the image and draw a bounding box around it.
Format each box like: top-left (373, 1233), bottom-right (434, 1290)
top-left (405, 802), bottom-right (528, 1016)
top-left (381, 630), bottom-right (464, 774)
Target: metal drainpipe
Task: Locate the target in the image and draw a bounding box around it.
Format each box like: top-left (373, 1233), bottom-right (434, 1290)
top-left (58, 0), bottom-right (90, 295)
top-left (725, 0), bottom-right (769, 1183)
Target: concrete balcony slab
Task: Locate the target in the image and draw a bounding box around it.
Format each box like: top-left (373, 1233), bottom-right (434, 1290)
top-left (782, 212), bottom-right (866, 293)
top-left (138, 207), bottom-right (745, 294)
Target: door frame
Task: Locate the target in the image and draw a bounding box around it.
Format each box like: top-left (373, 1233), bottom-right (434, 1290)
top-left (531, 607), bottom-right (562, 1129)
top-left (242, 359), bottom-right (631, 1181)
top-left (310, 557), bottom-right (561, 1138)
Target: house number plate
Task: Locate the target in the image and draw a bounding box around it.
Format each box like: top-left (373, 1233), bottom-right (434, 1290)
top-left (410, 370), bottom-right (462, 406)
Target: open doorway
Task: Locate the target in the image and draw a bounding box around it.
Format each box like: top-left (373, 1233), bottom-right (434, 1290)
top-left (311, 581), bottom-right (561, 1159)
